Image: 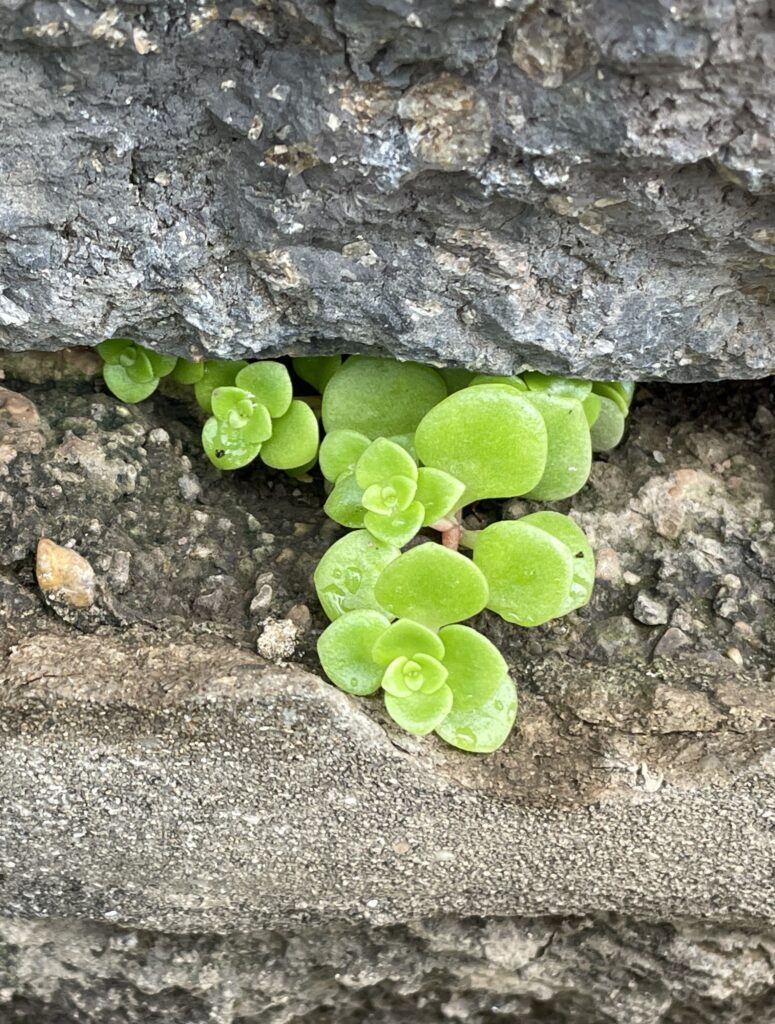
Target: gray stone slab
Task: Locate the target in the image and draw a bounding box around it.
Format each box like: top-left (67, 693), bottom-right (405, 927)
top-left (1, 1), bottom-right (774, 379)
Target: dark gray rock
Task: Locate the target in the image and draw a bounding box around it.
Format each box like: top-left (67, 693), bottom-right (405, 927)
top-left (1, 1), bottom-right (774, 379)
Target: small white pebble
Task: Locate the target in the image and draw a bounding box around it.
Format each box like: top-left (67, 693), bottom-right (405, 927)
top-left (725, 647), bottom-right (744, 666)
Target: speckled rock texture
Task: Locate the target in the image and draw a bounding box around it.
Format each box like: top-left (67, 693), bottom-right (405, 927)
top-left (1, 0), bottom-right (774, 380)
top-left (0, 366), bottom-right (773, 1021)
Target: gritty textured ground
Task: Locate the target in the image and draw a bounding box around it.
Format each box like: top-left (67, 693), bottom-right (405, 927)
top-left (1, 1), bottom-right (775, 380)
top-left (0, 360), bottom-right (773, 1021)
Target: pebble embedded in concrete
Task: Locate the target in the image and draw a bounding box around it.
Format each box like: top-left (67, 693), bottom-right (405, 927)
top-left (35, 538), bottom-right (96, 609)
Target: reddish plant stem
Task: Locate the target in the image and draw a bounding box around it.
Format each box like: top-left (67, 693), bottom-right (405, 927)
top-left (440, 510), bottom-right (462, 551)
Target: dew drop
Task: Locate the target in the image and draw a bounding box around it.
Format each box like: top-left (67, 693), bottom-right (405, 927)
top-left (456, 727), bottom-right (477, 745)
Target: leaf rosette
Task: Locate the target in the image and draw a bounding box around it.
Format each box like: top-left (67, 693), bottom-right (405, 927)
top-left (318, 611), bottom-right (517, 752)
top-left (201, 361), bottom-right (319, 471)
top-left (321, 433), bottom-right (465, 546)
top-left (97, 338), bottom-right (178, 403)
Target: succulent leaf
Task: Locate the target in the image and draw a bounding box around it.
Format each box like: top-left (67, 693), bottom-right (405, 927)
top-left (519, 511), bottom-right (594, 614)
top-left (414, 468), bottom-right (465, 526)
top-left (363, 499), bottom-right (424, 547)
top-left (522, 392), bottom-right (592, 501)
top-left (322, 356), bottom-right (447, 439)
top-left (384, 683), bottom-right (453, 735)
top-left (355, 437), bottom-right (418, 490)
top-left (319, 429), bottom-right (371, 483)
top-left (145, 350), bottom-right (178, 378)
top-left (473, 520), bottom-right (574, 627)
top-left (97, 337), bottom-right (134, 363)
top-left (194, 359), bottom-right (248, 413)
top-left (260, 399), bottom-right (319, 470)
top-left (324, 471), bottom-right (367, 529)
top-left (201, 416), bottom-right (262, 470)
top-left (437, 624), bottom-right (507, 709)
top-left (524, 371), bottom-right (592, 400)
top-left (589, 395), bottom-right (626, 451)
top-left (592, 381), bottom-right (629, 416)
top-left (236, 361), bottom-right (293, 419)
top-left (314, 530), bottom-right (400, 621)
top-left (170, 358), bottom-right (205, 384)
top-left (371, 618), bottom-right (446, 667)
top-left (102, 363), bottom-right (159, 403)
top-left (414, 385), bottom-right (548, 503)
top-left (436, 674), bottom-right (517, 753)
top-left (317, 610), bottom-right (390, 695)
top-left (374, 543), bottom-right (489, 630)
top-left (469, 373), bottom-right (527, 390)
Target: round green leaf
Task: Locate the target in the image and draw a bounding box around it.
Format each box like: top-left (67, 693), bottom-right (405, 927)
top-left (355, 437), bottom-right (418, 490)
top-left (145, 350), bottom-right (178, 378)
top-left (438, 624), bottom-right (507, 710)
top-left (592, 381), bottom-right (629, 416)
top-left (415, 468), bottom-right (466, 526)
top-left (201, 416), bottom-right (261, 470)
top-left (260, 399), bottom-right (319, 470)
top-left (372, 618), bottom-right (445, 667)
top-left (236, 361), bottom-right (293, 419)
top-left (194, 359), bottom-right (248, 413)
top-left (590, 395), bottom-right (626, 452)
top-left (524, 372), bottom-right (592, 400)
top-left (292, 355), bottom-right (342, 393)
top-left (523, 393), bottom-right (592, 501)
top-left (415, 385), bottom-right (548, 503)
top-left (324, 471), bottom-right (366, 529)
top-left (374, 543), bottom-right (489, 630)
top-left (210, 388), bottom-right (273, 445)
top-left (364, 500), bottom-right (424, 547)
top-left (103, 363), bottom-right (159, 403)
top-left (317, 610), bottom-right (390, 695)
top-left (436, 674), bottom-right (517, 753)
top-left (97, 337), bottom-right (133, 363)
top-left (473, 520), bottom-right (574, 627)
top-left (384, 683), bottom-right (453, 736)
top-left (319, 429), bottom-right (371, 483)
top-left (314, 530), bottom-right (400, 621)
top-left (322, 356), bottom-right (447, 439)
top-left (519, 511), bottom-right (594, 614)
top-left (171, 358), bottom-right (205, 384)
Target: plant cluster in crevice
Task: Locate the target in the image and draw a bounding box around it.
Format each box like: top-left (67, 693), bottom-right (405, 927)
top-left (97, 341), bottom-right (635, 753)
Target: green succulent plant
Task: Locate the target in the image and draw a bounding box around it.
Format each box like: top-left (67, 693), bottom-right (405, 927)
top-left (97, 338), bottom-right (178, 403)
top-left (321, 432), bottom-right (465, 546)
top-left (315, 542), bottom-right (515, 750)
top-left (201, 361), bottom-right (319, 471)
top-left (91, 341), bottom-right (635, 756)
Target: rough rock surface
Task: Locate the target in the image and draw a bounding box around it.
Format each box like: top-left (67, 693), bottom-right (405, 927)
top-left (1, 1), bottom-right (775, 380)
top-left (0, 366), bottom-right (773, 1020)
